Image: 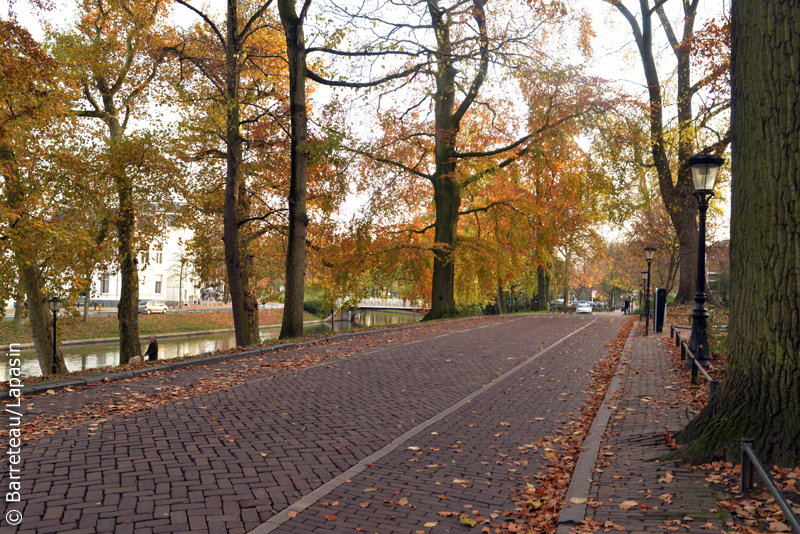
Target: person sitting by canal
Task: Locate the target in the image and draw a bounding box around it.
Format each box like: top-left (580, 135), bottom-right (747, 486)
top-left (143, 337), bottom-right (158, 361)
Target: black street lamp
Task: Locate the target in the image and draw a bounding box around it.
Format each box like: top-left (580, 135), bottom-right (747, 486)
top-left (688, 152), bottom-right (724, 366)
top-left (644, 246), bottom-right (656, 335)
top-left (639, 272), bottom-right (646, 319)
top-left (47, 297), bottom-right (63, 375)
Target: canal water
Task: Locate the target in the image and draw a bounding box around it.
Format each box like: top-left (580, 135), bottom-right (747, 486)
top-left (9, 310), bottom-right (420, 379)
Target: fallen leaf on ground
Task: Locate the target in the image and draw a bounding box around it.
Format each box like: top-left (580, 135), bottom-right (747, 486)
top-left (460, 515), bottom-right (477, 527)
top-left (768, 522), bottom-right (791, 532)
top-left (619, 501), bottom-right (638, 510)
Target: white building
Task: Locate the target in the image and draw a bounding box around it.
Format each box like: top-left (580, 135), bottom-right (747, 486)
top-left (94, 226), bottom-right (202, 307)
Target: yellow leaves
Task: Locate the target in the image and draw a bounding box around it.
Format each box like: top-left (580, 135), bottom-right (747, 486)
top-left (460, 515), bottom-right (477, 527)
top-left (425, 521), bottom-right (439, 527)
top-left (618, 501), bottom-right (638, 510)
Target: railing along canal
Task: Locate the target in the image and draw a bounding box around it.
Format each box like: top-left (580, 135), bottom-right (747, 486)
top-left (669, 325), bottom-right (720, 395)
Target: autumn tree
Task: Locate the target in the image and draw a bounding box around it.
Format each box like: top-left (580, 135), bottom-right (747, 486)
top-left (603, 0), bottom-right (730, 303)
top-left (0, 15), bottom-right (69, 374)
top-left (169, 0), bottom-right (300, 345)
top-left (672, 0), bottom-right (800, 466)
top-left (1, 14), bottom-right (119, 374)
top-left (49, 0), bottom-right (180, 363)
top-left (317, 0), bottom-right (610, 320)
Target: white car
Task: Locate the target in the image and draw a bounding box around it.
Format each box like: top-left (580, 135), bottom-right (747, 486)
top-left (138, 301), bottom-right (169, 314)
top-left (576, 303), bottom-right (593, 314)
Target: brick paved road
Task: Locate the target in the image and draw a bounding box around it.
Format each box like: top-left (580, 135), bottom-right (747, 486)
top-left (2, 313), bottom-right (624, 534)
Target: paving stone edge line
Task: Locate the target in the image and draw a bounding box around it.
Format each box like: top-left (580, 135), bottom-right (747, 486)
top-left (0, 313), bottom-right (510, 400)
top-left (248, 317), bottom-right (600, 534)
top-left (555, 319), bottom-right (638, 533)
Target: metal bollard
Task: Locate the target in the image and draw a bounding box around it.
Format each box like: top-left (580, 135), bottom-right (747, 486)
top-left (741, 438), bottom-right (754, 492)
top-left (681, 342), bottom-right (686, 361)
top-left (691, 357), bottom-right (698, 385)
top-left (710, 380), bottom-right (719, 395)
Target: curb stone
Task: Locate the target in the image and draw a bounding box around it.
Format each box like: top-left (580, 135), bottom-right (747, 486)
top-left (556, 319), bottom-right (637, 533)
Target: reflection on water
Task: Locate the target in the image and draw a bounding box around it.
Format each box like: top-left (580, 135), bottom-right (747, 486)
top-left (4, 311), bottom-right (420, 378)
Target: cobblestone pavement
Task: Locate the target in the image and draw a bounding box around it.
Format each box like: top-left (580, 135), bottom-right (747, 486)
top-left (2, 313), bottom-right (624, 534)
top-left (582, 326), bottom-right (730, 533)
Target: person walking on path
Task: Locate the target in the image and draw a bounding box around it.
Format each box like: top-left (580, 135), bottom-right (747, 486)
top-left (143, 336), bottom-right (158, 361)
top-left (623, 298), bottom-right (630, 314)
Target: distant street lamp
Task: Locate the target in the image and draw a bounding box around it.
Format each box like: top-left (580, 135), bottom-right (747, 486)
top-left (688, 152), bottom-right (724, 366)
top-left (47, 297), bottom-right (63, 375)
top-left (639, 272), bottom-right (646, 319)
top-left (644, 246), bottom-right (656, 335)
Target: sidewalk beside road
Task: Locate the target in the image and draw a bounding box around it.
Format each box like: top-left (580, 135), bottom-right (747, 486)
top-left (558, 320), bottom-right (731, 534)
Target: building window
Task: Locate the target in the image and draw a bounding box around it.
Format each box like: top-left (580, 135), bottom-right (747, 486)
top-left (156, 251), bottom-right (163, 264)
top-left (140, 251), bottom-right (149, 265)
top-left (155, 275), bottom-right (162, 294)
top-left (101, 275), bottom-right (110, 294)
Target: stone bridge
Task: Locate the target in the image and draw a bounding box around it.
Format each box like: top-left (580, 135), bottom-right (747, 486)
top-left (334, 298), bottom-right (429, 321)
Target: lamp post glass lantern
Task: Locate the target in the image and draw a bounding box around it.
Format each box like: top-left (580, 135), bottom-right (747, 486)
top-left (688, 152), bottom-right (724, 365)
top-left (47, 297), bottom-right (63, 374)
top-left (644, 247), bottom-right (656, 336)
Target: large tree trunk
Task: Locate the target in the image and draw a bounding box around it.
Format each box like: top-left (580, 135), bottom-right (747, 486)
top-left (222, 1), bottom-right (253, 348)
top-left (425, 175), bottom-right (460, 320)
top-left (423, 6), bottom-right (462, 321)
top-left (278, 0), bottom-right (310, 339)
top-left (239, 189), bottom-right (260, 342)
top-left (537, 266), bottom-right (549, 311)
top-left (21, 263), bottom-right (67, 375)
top-left (496, 282), bottom-right (506, 315)
top-left (674, 0), bottom-right (800, 466)
top-left (111, 123), bottom-right (142, 364)
top-left (612, 1), bottom-right (713, 305)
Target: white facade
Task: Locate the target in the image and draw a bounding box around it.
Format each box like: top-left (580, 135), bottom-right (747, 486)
top-left (94, 226), bottom-right (201, 307)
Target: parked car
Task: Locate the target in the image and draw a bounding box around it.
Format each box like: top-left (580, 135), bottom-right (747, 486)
top-left (138, 301), bottom-right (168, 314)
top-left (576, 303), bottom-right (593, 314)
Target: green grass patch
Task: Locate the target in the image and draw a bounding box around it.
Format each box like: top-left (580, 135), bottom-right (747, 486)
top-left (0, 309), bottom-right (318, 346)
